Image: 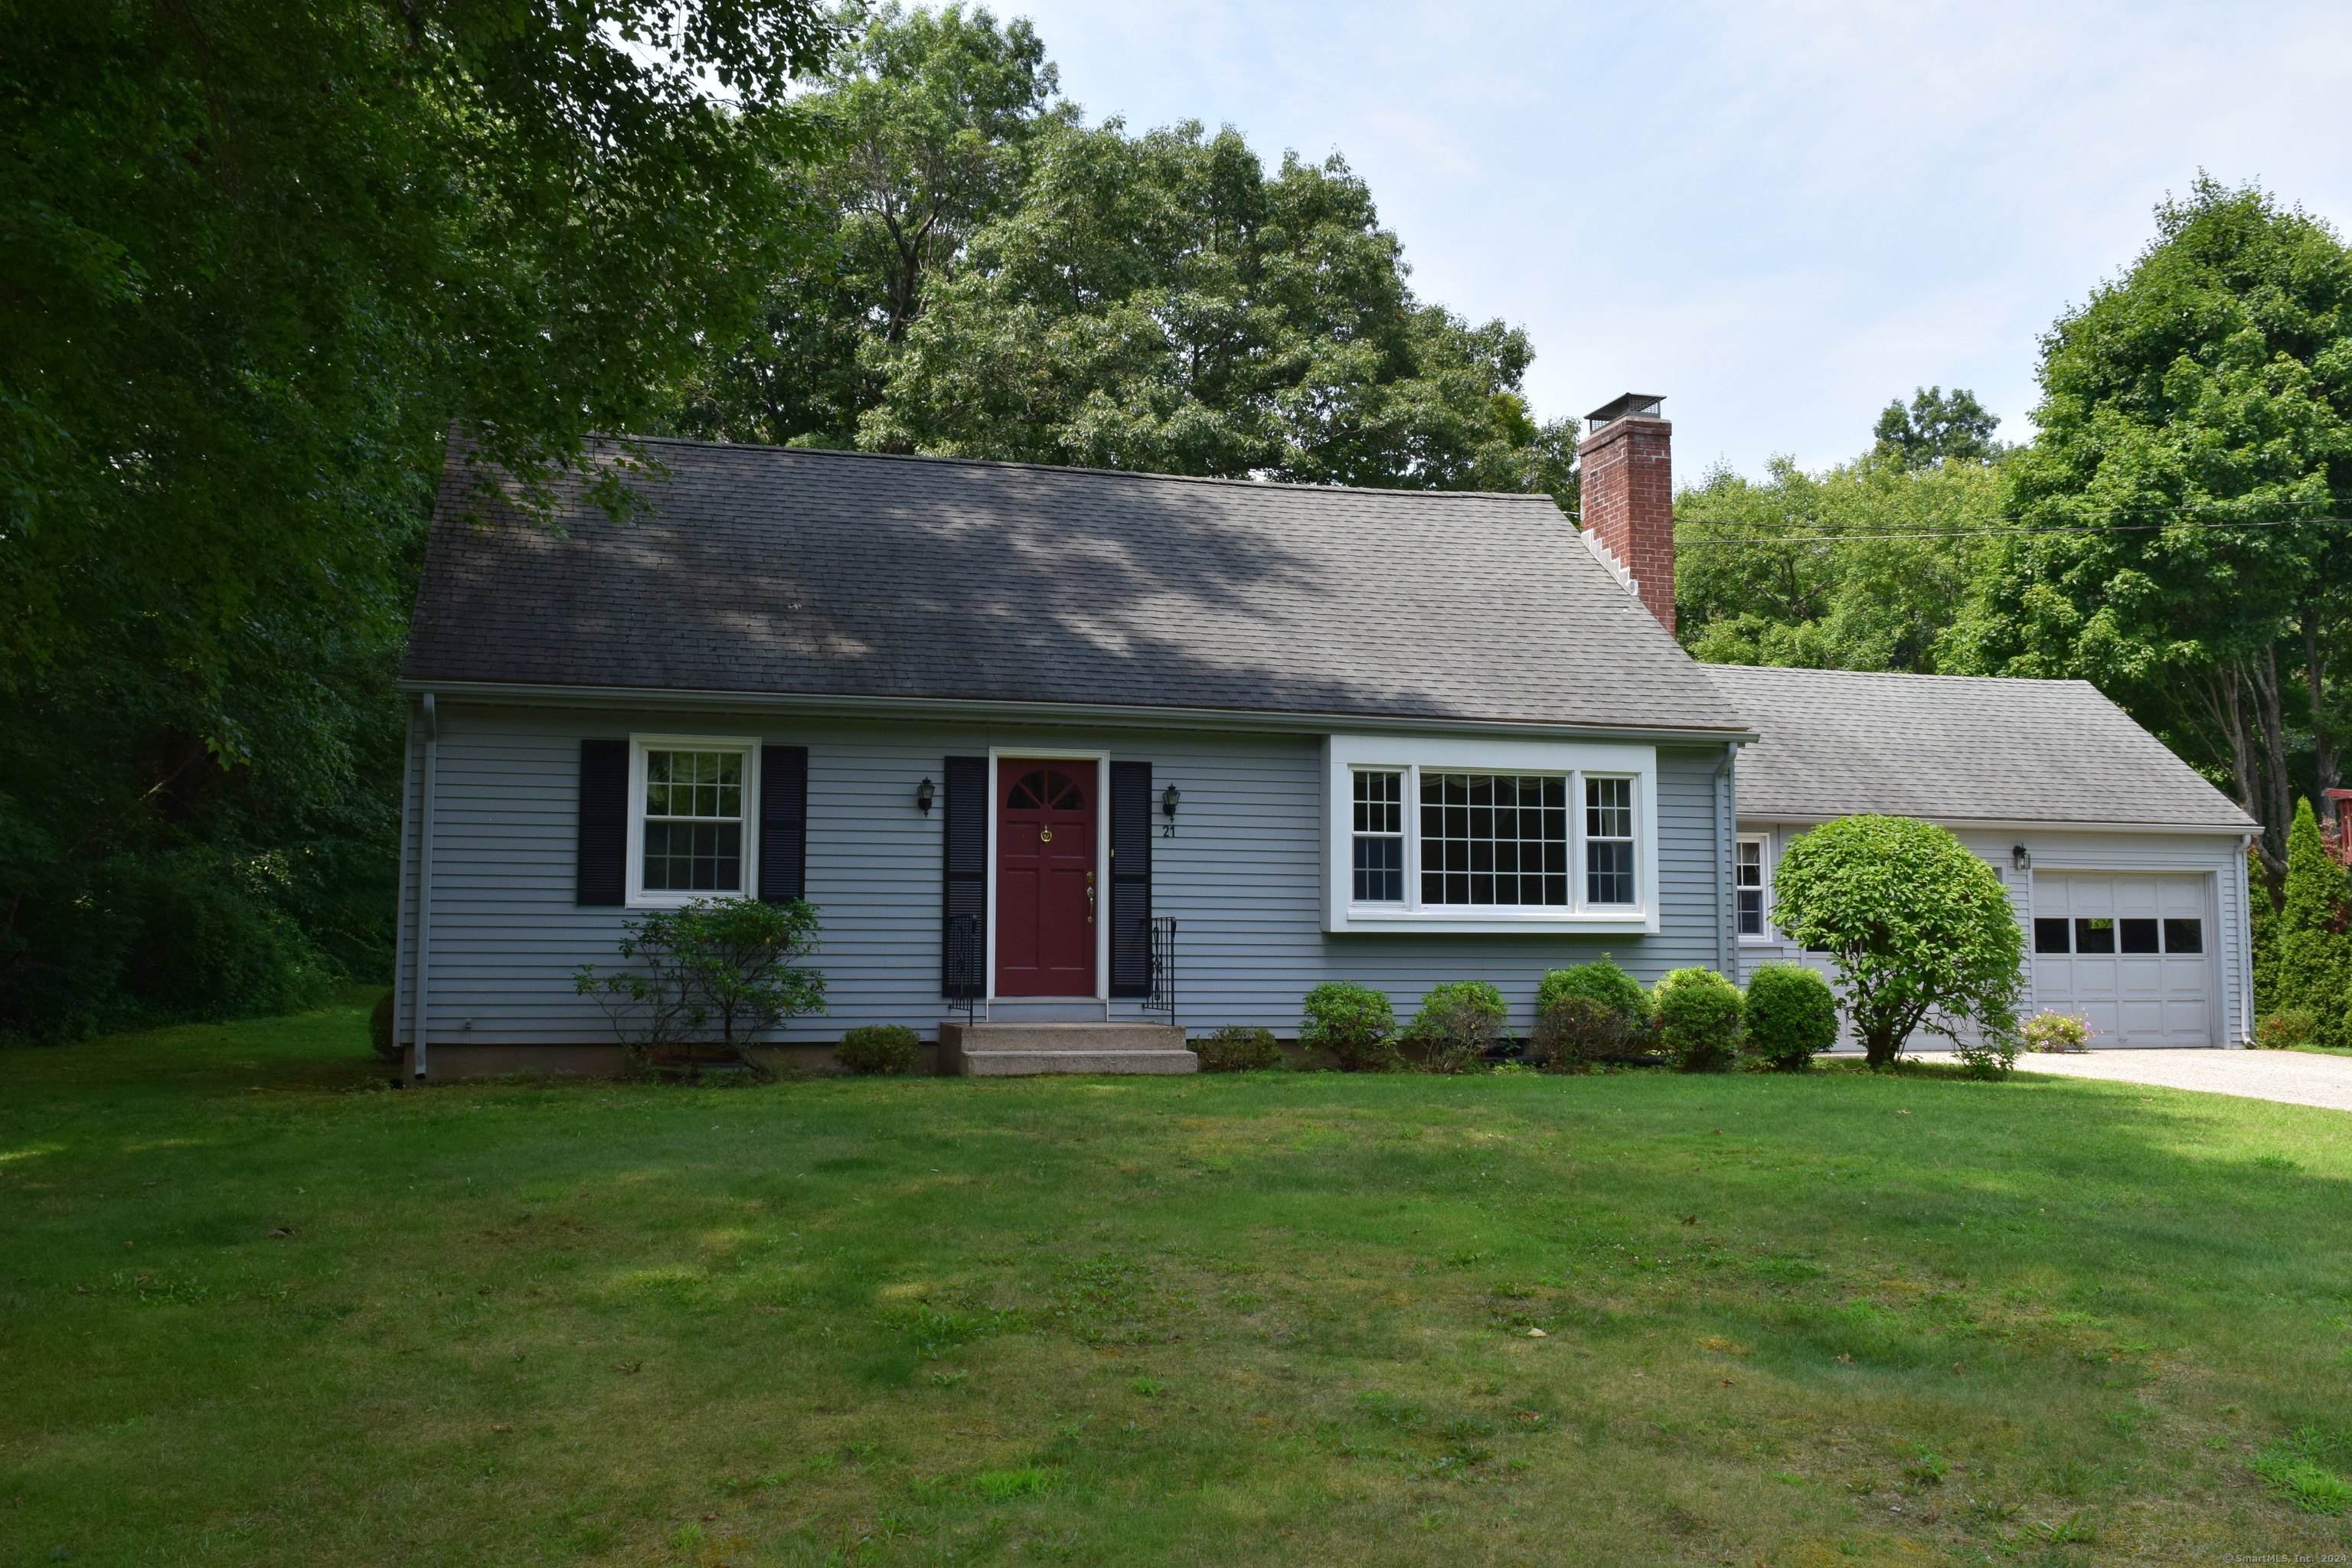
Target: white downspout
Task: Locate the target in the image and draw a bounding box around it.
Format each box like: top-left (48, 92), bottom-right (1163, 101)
top-left (1713, 743), bottom-right (1741, 977)
top-left (414, 693), bottom-right (438, 1080)
top-left (2238, 831), bottom-right (2256, 1047)
top-left (390, 707), bottom-right (418, 1074)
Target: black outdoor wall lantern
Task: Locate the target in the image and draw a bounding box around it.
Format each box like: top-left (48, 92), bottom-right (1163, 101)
top-left (1161, 783), bottom-right (1181, 837)
top-left (916, 777), bottom-right (936, 815)
top-left (2011, 844), bottom-right (2031, 871)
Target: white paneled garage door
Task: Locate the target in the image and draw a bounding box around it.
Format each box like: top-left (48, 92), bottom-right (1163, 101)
top-left (2030, 874), bottom-right (2213, 1047)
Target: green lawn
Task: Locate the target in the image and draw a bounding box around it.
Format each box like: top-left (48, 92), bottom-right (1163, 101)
top-left (4, 1002), bottom-right (2350, 1566)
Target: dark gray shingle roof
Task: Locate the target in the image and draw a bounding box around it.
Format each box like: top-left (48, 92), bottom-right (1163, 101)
top-left (403, 439), bottom-right (1746, 733)
top-left (1706, 665), bottom-right (2254, 831)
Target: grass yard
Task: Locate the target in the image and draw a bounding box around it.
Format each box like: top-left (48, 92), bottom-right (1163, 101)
top-left (5, 1001), bottom-right (2351, 1567)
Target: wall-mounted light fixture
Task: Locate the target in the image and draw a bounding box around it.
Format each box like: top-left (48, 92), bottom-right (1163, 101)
top-left (2011, 844), bottom-right (2031, 871)
top-left (916, 777), bottom-right (936, 815)
top-left (1161, 783), bottom-right (1181, 837)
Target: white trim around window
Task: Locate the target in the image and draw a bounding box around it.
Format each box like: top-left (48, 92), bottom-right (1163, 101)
top-left (1321, 734), bottom-right (1660, 934)
top-left (1735, 832), bottom-right (1772, 942)
top-left (626, 733), bottom-right (761, 907)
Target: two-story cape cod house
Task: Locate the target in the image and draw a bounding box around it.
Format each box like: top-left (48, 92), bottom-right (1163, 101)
top-left (389, 397), bottom-right (2256, 1078)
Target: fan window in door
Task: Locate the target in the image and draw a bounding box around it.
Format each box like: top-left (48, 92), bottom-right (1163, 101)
top-left (1008, 770), bottom-right (1086, 810)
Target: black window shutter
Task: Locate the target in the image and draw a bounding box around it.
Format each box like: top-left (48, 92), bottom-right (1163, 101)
top-left (1108, 760), bottom-right (1153, 998)
top-left (577, 739), bottom-right (628, 906)
top-left (759, 745), bottom-right (808, 903)
top-left (942, 755), bottom-right (988, 998)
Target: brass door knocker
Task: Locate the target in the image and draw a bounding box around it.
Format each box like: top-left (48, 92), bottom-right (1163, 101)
top-left (1038, 827), bottom-right (1053, 843)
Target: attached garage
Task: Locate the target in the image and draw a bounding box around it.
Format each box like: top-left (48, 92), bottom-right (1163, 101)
top-left (1707, 665), bottom-right (2258, 1050)
top-left (2030, 873), bottom-right (2216, 1047)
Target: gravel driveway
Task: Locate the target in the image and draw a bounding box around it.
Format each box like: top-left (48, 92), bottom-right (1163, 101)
top-left (1915, 1047), bottom-right (2352, 1113)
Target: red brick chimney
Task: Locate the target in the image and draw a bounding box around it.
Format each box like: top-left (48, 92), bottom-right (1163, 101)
top-left (1576, 394), bottom-right (1675, 635)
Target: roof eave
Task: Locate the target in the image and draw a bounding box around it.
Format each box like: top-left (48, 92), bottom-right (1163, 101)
top-left (393, 676), bottom-right (1759, 746)
top-left (1733, 810), bottom-right (2256, 837)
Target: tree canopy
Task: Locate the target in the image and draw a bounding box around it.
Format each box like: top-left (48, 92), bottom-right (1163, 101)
top-left (671, 5), bottom-right (1576, 496)
top-left (0, 0), bottom-right (837, 1039)
top-left (1872, 385), bottom-right (2004, 467)
top-left (1942, 178), bottom-right (2352, 877)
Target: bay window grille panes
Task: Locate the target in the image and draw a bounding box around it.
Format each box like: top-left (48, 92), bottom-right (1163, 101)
top-left (643, 750), bottom-right (743, 891)
top-left (1351, 770), bottom-right (1405, 902)
top-left (1736, 840), bottom-right (1764, 936)
top-left (1585, 776), bottom-right (1635, 905)
top-left (1419, 773), bottom-right (1569, 906)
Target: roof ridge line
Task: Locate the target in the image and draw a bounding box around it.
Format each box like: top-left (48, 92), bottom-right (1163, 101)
top-left (585, 433), bottom-right (1565, 505)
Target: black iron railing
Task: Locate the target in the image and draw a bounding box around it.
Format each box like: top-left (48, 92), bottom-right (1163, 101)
top-left (1145, 916), bottom-right (1176, 1026)
top-left (944, 912), bottom-right (982, 1024)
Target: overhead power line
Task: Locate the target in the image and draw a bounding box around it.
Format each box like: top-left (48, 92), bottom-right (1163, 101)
top-left (1674, 515), bottom-right (2352, 546)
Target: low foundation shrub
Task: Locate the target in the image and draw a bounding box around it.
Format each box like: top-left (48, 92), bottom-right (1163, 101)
top-left (1654, 968), bottom-right (1743, 1072)
top-left (1532, 958), bottom-right (1651, 1069)
top-left (2020, 1011), bottom-right (2090, 1053)
top-left (1742, 964), bottom-right (1835, 1072)
top-left (2256, 1008), bottom-right (2318, 1050)
top-left (1194, 1025), bottom-right (1283, 1072)
top-left (1301, 982), bottom-right (1400, 1072)
top-left (1402, 982), bottom-right (1508, 1073)
top-left (837, 1024), bottom-right (920, 1075)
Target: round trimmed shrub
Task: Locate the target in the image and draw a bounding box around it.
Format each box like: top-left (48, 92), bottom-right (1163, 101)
top-left (1654, 967), bottom-right (1743, 1073)
top-left (1533, 958), bottom-right (1652, 1069)
top-left (1741, 964), bottom-right (1836, 1072)
top-left (1772, 815), bottom-right (2022, 1067)
top-left (1301, 982), bottom-right (1399, 1072)
top-left (1402, 981), bottom-right (1508, 1073)
top-left (1194, 1025), bottom-right (1283, 1072)
top-left (837, 1024), bottom-right (921, 1076)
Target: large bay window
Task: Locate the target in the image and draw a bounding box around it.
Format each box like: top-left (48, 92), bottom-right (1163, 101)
top-left (1325, 736), bottom-right (1658, 933)
top-left (628, 735), bottom-right (760, 905)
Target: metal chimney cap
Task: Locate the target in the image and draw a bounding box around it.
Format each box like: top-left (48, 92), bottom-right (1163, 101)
top-left (1585, 393), bottom-right (1666, 429)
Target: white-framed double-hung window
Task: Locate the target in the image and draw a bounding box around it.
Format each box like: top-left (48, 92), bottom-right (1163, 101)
top-left (1326, 736), bottom-right (1658, 934)
top-left (1735, 835), bottom-right (1769, 939)
top-left (627, 735), bottom-right (760, 905)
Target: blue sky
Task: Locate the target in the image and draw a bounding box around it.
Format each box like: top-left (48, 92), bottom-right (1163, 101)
top-left (998, 0), bottom-right (2352, 479)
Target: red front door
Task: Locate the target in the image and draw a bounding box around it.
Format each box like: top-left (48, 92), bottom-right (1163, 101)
top-left (996, 760), bottom-right (1097, 996)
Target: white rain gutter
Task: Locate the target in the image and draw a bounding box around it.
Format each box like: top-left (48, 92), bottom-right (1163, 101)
top-left (388, 677), bottom-right (1759, 749)
top-left (413, 693), bottom-right (438, 1081)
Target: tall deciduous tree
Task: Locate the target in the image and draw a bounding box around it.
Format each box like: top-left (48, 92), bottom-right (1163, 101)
top-left (675, 7), bottom-right (1576, 497)
top-left (1942, 179), bottom-right (2352, 880)
top-left (1872, 386), bottom-right (2003, 467)
top-left (0, 0), bottom-right (836, 1038)
top-left (1675, 450), bottom-right (2006, 671)
top-left (670, 2), bottom-right (1070, 448)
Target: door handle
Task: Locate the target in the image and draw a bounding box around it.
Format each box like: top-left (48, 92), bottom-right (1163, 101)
top-left (1086, 871), bottom-right (1096, 923)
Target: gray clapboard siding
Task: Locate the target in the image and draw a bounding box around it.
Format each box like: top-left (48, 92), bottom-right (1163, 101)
top-left (398, 702), bottom-right (1734, 1045)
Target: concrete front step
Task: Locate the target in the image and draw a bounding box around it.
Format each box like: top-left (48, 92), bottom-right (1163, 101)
top-left (939, 1022), bottom-right (1193, 1076)
top-left (962, 1049), bottom-right (1199, 1077)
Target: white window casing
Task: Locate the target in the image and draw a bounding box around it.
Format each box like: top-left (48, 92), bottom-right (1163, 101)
top-left (626, 733), bottom-right (761, 907)
top-left (1322, 734), bottom-right (1661, 934)
top-left (1736, 834), bottom-right (1770, 941)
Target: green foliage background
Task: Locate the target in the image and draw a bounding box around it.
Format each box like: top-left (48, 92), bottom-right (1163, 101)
top-left (8, 3), bottom-right (2347, 1038)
